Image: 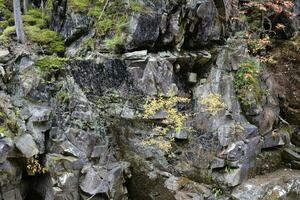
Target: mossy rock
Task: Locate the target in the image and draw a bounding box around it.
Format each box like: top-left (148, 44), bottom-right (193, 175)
top-left (0, 25), bottom-right (15, 44)
top-left (25, 26), bottom-right (65, 55)
top-left (23, 9), bottom-right (48, 28)
top-left (35, 56), bottom-right (67, 74)
top-left (234, 58), bottom-right (262, 108)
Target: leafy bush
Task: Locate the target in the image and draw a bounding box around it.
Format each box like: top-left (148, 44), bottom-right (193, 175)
top-left (142, 91), bottom-right (190, 153)
top-left (27, 156), bottom-right (47, 175)
top-left (234, 59), bottom-right (261, 107)
top-left (200, 93), bottom-right (226, 116)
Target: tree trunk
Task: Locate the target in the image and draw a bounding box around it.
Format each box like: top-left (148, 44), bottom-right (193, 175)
top-left (13, 0), bottom-right (26, 43)
top-left (23, 0), bottom-right (29, 13)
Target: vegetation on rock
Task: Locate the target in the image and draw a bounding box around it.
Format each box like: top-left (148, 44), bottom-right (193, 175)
top-left (34, 56), bottom-right (67, 73)
top-left (200, 93), bottom-right (226, 116)
top-left (142, 91), bottom-right (190, 153)
top-left (234, 59), bottom-right (261, 107)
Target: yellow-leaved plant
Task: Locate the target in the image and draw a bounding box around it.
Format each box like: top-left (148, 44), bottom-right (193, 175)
top-left (200, 93), bottom-right (226, 116)
top-left (26, 156), bottom-right (47, 175)
top-left (141, 91), bottom-right (190, 153)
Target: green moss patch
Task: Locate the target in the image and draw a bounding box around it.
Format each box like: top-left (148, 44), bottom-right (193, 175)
top-left (68, 0), bottom-right (90, 11)
top-left (35, 56), bottom-right (67, 74)
top-left (23, 9), bottom-right (48, 28)
top-left (25, 25), bottom-right (65, 55)
top-left (234, 59), bottom-right (261, 107)
top-left (0, 0), bottom-right (13, 34)
top-left (0, 25), bottom-right (15, 44)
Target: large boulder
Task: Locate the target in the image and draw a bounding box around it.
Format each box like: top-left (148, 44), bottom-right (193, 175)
top-left (232, 169), bottom-right (300, 200)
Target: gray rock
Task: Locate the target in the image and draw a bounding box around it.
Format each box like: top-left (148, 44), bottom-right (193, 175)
top-left (2, 188), bottom-right (22, 200)
top-left (242, 124), bottom-right (258, 139)
top-left (262, 132), bottom-right (285, 149)
top-left (188, 73), bottom-right (197, 83)
top-left (0, 140), bottom-right (10, 163)
top-left (138, 57), bottom-right (177, 95)
top-left (80, 162), bottom-right (130, 199)
top-left (0, 49), bottom-right (10, 63)
top-left (174, 129), bottom-right (188, 140)
top-left (210, 157), bottom-right (225, 169)
top-left (224, 168), bottom-right (243, 187)
top-left (292, 130), bottom-right (300, 146)
top-left (282, 148), bottom-right (300, 162)
top-left (15, 134), bottom-right (39, 158)
top-left (232, 169), bottom-right (300, 200)
top-left (126, 13), bottom-right (161, 50)
top-left (123, 50), bottom-right (148, 60)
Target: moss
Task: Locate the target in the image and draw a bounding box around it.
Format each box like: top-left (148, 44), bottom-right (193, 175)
top-left (35, 56), bottom-right (67, 73)
top-left (105, 34), bottom-right (123, 51)
top-left (25, 25), bottom-right (65, 54)
top-left (87, 0), bottom-right (129, 51)
top-left (23, 9), bottom-right (48, 28)
top-left (56, 91), bottom-right (71, 103)
top-left (130, 0), bottom-right (143, 12)
top-left (68, 0), bottom-right (90, 11)
top-left (0, 26), bottom-right (15, 44)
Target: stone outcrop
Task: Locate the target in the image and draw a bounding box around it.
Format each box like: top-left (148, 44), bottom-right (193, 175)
top-left (0, 0), bottom-right (300, 200)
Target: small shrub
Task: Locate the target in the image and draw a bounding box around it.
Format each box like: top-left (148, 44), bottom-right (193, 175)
top-left (105, 34), bottom-right (123, 51)
top-left (142, 91), bottom-right (190, 153)
top-left (234, 59), bottom-right (261, 107)
top-left (212, 188), bottom-right (223, 198)
top-left (200, 93), bottom-right (226, 116)
top-left (141, 137), bottom-right (173, 153)
top-left (130, 0), bottom-right (143, 12)
top-left (26, 156), bottom-right (47, 175)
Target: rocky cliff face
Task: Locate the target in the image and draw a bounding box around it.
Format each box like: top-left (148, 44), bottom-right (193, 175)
top-left (0, 0), bottom-right (300, 200)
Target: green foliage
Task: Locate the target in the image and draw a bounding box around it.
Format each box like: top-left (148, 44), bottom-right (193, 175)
top-left (234, 59), bottom-right (261, 107)
top-left (0, 26), bottom-right (15, 44)
top-left (68, 0), bottom-right (90, 11)
top-left (212, 188), bottom-right (223, 198)
top-left (23, 9), bottom-right (48, 28)
top-left (25, 25), bottom-right (65, 54)
top-left (56, 91), bottom-right (71, 103)
top-left (105, 35), bottom-right (123, 51)
top-left (35, 56), bottom-right (67, 73)
top-left (0, 0), bottom-right (13, 40)
top-left (130, 0), bottom-right (143, 12)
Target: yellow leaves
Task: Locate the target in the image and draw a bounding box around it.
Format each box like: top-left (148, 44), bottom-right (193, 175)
top-left (141, 137), bottom-right (173, 153)
top-left (200, 93), bottom-right (226, 116)
top-left (143, 93), bottom-right (189, 133)
top-left (275, 23), bottom-right (285, 30)
top-left (26, 156), bottom-right (47, 175)
top-left (142, 91), bottom-right (190, 153)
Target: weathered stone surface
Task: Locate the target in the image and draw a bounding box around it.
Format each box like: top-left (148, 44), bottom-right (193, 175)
top-left (80, 162), bottom-right (130, 199)
top-left (282, 148), bottom-right (300, 163)
top-left (0, 49), bottom-right (9, 63)
top-left (138, 56), bottom-right (177, 95)
top-left (232, 169), bottom-right (300, 200)
top-left (15, 134), bottom-right (39, 158)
